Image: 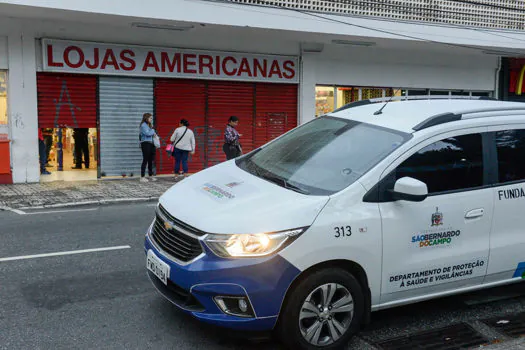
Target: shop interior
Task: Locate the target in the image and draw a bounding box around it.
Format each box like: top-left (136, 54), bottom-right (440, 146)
top-left (40, 128), bottom-right (98, 182)
top-left (0, 71), bottom-right (6, 126)
top-left (315, 85), bottom-right (492, 117)
top-left (315, 86), bottom-right (397, 117)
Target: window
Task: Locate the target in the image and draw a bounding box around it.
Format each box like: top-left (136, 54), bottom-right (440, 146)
top-left (395, 134), bottom-right (484, 194)
top-left (496, 129), bottom-right (525, 184)
top-left (315, 86), bottom-right (335, 117)
top-left (471, 91), bottom-right (491, 97)
top-left (429, 90), bottom-right (450, 96)
top-left (315, 85), bottom-right (400, 117)
top-left (0, 71), bottom-right (6, 125)
top-left (237, 117), bottom-right (409, 196)
top-left (406, 89), bottom-right (428, 96)
top-left (451, 91), bottom-right (470, 96)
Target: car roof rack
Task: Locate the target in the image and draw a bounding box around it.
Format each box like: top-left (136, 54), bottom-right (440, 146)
top-left (331, 95), bottom-right (496, 113)
top-left (414, 106), bottom-right (525, 131)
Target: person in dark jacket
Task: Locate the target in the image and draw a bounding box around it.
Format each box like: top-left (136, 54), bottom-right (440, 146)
top-left (72, 128), bottom-right (90, 169)
top-left (223, 116), bottom-right (242, 160)
top-left (39, 129), bottom-right (51, 175)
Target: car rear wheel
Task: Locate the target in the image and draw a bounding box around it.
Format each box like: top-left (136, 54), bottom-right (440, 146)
top-left (278, 268), bottom-right (365, 350)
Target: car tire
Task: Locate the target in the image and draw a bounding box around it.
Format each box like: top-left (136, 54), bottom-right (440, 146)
top-left (278, 268), bottom-right (365, 350)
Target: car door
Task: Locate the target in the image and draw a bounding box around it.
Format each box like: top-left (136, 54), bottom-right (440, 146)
top-left (484, 125), bottom-right (525, 283)
top-left (376, 128), bottom-right (493, 304)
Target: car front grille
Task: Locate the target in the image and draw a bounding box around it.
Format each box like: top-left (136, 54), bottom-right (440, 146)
top-left (150, 206), bottom-right (204, 263)
top-left (158, 204), bottom-right (206, 236)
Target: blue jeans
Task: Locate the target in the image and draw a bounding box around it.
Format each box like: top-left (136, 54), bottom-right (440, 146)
top-left (173, 148), bottom-right (189, 174)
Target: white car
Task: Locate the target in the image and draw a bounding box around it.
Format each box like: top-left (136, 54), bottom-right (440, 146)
top-left (145, 96), bottom-right (525, 350)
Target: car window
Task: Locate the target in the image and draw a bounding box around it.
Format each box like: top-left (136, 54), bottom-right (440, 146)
top-left (395, 134), bottom-right (484, 194)
top-left (496, 129), bottom-right (525, 184)
top-left (236, 116), bottom-right (410, 196)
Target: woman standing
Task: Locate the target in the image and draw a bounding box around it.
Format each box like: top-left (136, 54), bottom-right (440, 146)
top-left (169, 119), bottom-right (195, 177)
top-left (223, 116), bottom-right (242, 160)
top-left (139, 113), bottom-right (158, 182)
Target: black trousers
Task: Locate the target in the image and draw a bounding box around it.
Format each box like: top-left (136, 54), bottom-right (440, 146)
top-left (43, 135), bottom-right (53, 162)
top-left (74, 136), bottom-right (90, 168)
top-left (141, 142), bottom-right (155, 177)
top-left (223, 143), bottom-right (240, 160)
top-left (38, 140), bottom-right (46, 173)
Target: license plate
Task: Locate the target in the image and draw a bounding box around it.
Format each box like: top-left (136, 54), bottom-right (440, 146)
top-left (147, 249), bottom-right (170, 285)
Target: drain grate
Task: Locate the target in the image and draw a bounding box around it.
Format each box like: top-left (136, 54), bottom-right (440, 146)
top-left (374, 323), bottom-right (489, 350)
top-left (483, 313), bottom-right (525, 338)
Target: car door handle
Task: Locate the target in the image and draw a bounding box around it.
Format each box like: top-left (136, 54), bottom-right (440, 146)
top-left (465, 208), bottom-right (484, 219)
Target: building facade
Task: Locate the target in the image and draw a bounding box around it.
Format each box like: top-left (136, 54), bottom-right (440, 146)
top-left (0, 0), bottom-right (523, 183)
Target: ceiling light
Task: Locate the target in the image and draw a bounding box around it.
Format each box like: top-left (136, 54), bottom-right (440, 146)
top-left (481, 50), bottom-right (525, 57)
top-left (132, 22), bottom-right (195, 31)
top-left (301, 42), bottom-right (324, 53)
top-left (331, 39), bottom-right (376, 47)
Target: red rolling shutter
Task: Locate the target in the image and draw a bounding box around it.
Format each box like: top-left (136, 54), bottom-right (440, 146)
top-left (255, 83), bottom-right (298, 148)
top-left (153, 79), bottom-right (297, 174)
top-left (37, 73), bottom-right (97, 128)
top-left (154, 79), bottom-right (206, 174)
top-left (207, 81), bottom-right (254, 167)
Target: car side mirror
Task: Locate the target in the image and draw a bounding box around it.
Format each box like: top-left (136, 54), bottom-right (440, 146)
top-left (390, 177), bottom-right (428, 202)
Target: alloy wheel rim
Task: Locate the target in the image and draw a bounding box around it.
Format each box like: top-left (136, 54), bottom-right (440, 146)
top-left (298, 283), bottom-right (354, 346)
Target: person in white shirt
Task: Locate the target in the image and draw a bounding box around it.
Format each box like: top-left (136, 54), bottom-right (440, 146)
top-left (169, 119), bottom-right (196, 177)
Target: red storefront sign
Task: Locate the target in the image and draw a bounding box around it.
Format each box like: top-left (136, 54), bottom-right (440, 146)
top-left (42, 39), bottom-right (298, 84)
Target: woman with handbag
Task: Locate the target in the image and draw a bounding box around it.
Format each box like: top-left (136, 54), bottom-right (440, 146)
top-left (139, 113), bottom-right (158, 182)
top-left (223, 116), bottom-right (243, 160)
top-left (169, 119), bottom-right (195, 177)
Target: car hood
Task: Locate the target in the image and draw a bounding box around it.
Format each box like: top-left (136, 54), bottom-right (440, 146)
top-left (158, 161), bottom-right (329, 234)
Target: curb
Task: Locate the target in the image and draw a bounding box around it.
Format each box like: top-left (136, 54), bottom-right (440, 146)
top-left (13, 196), bottom-right (159, 210)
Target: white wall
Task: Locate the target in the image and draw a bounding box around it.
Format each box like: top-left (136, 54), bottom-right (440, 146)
top-left (0, 36), bottom-right (8, 136)
top-left (299, 46), bottom-right (499, 124)
top-left (2, 0), bottom-right (525, 51)
top-left (0, 36), bottom-right (7, 69)
top-left (0, 15), bottom-right (501, 182)
top-left (7, 25), bottom-right (39, 183)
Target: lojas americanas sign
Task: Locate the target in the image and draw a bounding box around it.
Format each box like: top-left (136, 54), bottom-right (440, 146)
top-left (41, 39), bottom-right (298, 84)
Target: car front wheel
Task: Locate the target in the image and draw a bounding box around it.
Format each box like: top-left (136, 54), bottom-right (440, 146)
top-left (278, 268), bottom-right (365, 350)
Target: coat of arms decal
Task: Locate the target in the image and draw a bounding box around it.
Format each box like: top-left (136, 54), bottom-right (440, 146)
top-left (431, 207), bottom-right (443, 226)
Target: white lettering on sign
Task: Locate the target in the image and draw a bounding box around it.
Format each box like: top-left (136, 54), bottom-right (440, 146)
top-left (42, 39), bottom-right (298, 83)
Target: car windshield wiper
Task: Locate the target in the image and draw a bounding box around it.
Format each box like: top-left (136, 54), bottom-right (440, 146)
top-left (261, 174), bottom-right (310, 195)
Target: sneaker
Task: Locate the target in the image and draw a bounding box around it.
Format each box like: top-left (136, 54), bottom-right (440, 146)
top-left (41, 170), bottom-right (52, 175)
top-left (150, 177), bottom-right (158, 182)
top-left (140, 177), bottom-right (149, 183)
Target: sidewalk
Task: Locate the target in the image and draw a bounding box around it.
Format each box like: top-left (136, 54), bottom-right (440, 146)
top-left (0, 177), bottom-right (180, 210)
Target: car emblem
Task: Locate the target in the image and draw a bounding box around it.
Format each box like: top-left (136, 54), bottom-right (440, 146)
top-left (431, 207), bottom-right (443, 226)
top-left (164, 221), bottom-right (173, 231)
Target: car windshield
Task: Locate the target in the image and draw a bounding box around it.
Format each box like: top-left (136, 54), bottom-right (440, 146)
top-left (236, 116), bottom-right (410, 196)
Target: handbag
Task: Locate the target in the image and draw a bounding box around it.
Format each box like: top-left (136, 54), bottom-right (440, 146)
top-left (153, 134), bottom-right (161, 149)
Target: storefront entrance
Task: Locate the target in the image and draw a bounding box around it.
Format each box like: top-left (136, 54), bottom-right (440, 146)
top-left (40, 127), bottom-right (98, 182)
top-left (37, 40), bottom-right (299, 181)
top-left (36, 74), bottom-right (298, 181)
top-left (37, 73), bottom-right (98, 182)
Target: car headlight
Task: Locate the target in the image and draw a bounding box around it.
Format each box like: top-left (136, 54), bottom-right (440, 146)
top-left (204, 227), bottom-right (307, 258)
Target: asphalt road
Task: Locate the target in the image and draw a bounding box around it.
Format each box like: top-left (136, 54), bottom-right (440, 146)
top-left (1, 202), bottom-right (525, 350)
